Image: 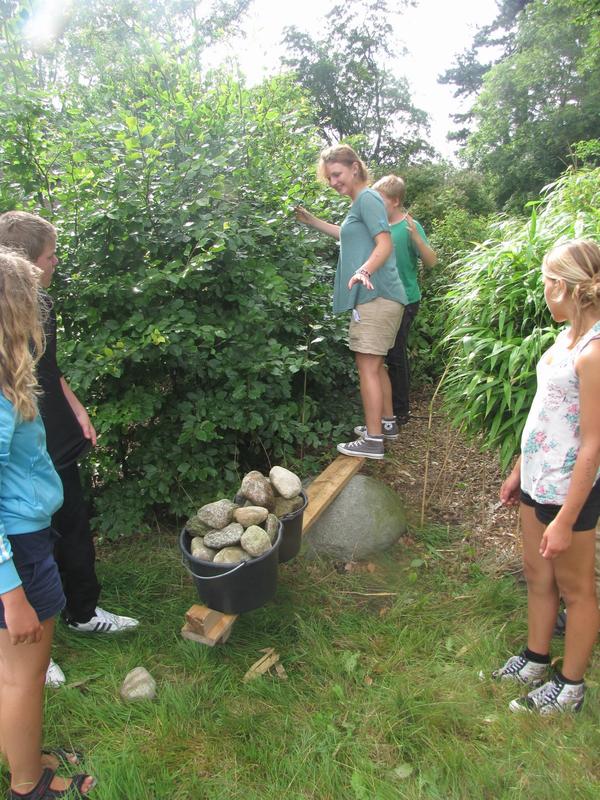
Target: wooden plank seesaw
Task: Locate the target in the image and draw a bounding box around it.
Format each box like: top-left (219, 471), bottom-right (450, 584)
top-left (181, 455), bottom-right (364, 646)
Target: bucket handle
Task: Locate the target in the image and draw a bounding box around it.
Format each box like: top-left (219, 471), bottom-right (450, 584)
top-left (181, 556), bottom-right (246, 580)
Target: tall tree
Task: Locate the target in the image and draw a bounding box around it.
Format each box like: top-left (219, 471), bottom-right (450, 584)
top-left (281, 0), bottom-right (431, 165)
top-left (439, 0), bottom-right (534, 144)
top-left (441, 0), bottom-right (600, 208)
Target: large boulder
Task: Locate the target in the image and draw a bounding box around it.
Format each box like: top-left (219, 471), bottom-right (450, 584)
top-left (305, 475), bottom-right (406, 561)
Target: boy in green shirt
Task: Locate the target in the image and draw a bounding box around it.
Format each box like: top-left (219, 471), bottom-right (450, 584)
top-left (372, 175), bottom-right (437, 424)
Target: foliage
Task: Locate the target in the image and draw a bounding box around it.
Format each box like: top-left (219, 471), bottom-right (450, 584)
top-left (408, 207), bottom-right (494, 387)
top-left (439, 0), bottom-right (533, 143)
top-left (443, 0), bottom-right (600, 209)
top-left (440, 163), bottom-right (600, 470)
top-left (281, 0), bottom-right (432, 164)
top-left (0, 3), bottom-right (360, 535)
top-left (467, 0), bottom-right (600, 209)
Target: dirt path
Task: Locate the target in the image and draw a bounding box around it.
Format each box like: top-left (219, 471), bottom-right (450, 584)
top-left (365, 388), bottom-right (523, 575)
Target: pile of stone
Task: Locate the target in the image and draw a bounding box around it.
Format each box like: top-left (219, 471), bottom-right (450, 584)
top-left (184, 466), bottom-right (304, 565)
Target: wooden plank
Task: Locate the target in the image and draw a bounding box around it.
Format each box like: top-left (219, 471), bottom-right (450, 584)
top-left (302, 455), bottom-right (364, 533)
top-left (181, 607), bottom-right (237, 646)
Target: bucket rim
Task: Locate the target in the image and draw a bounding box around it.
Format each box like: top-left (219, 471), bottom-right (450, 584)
top-left (278, 488), bottom-right (308, 520)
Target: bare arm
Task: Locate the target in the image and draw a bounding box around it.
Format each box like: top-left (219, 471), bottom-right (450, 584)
top-left (347, 231), bottom-right (393, 290)
top-left (500, 455), bottom-right (521, 506)
top-left (294, 206), bottom-right (340, 241)
top-left (60, 376), bottom-right (97, 446)
top-left (540, 339), bottom-right (600, 559)
top-left (407, 215), bottom-right (437, 268)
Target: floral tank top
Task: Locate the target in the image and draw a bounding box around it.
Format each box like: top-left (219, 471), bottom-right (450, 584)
top-left (520, 320), bottom-right (600, 504)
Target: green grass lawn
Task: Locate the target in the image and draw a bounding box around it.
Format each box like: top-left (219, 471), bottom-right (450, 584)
top-left (9, 525), bottom-right (600, 800)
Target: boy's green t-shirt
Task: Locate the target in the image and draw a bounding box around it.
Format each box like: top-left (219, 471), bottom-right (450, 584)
top-left (390, 218), bottom-right (430, 304)
top-left (332, 188), bottom-right (408, 314)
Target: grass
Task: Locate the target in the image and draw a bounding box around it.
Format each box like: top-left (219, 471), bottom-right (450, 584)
top-left (5, 524), bottom-right (600, 800)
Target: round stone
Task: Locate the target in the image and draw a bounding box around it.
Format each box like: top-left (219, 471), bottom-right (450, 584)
top-left (269, 466), bottom-right (302, 499)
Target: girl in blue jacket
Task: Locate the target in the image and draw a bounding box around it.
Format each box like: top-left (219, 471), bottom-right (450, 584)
top-left (0, 249), bottom-right (95, 798)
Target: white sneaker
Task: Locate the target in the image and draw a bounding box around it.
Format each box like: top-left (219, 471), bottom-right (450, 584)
top-left (46, 658), bottom-right (66, 687)
top-left (509, 677), bottom-right (585, 714)
top-left (491, 651), bottom-right (548, 686)
top-left (67, 606), bottom-right (139, 634)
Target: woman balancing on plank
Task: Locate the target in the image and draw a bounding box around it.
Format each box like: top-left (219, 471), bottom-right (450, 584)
top-left (0, 249), bottom-right (95, 798)
top-left (295, 145), bottom-right (407, 459)
top-left (495, 239), bottom-right (600, 714)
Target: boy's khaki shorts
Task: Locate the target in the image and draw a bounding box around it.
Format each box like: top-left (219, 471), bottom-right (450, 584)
top-left (348, 297), bottom-right (404, 356)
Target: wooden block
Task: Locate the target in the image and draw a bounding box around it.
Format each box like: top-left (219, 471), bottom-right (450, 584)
top-left (302, 455), bottom-right (364, 533)
top-left (181, 605), bottom-right (237, 646)
top-left (185, 604), bottom-right (221, 635)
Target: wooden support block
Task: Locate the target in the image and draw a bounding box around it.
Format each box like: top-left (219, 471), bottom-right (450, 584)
top-left (181, 605), bottom-right (237, 646)
top-left (302, 455), bottom-right (364, 533)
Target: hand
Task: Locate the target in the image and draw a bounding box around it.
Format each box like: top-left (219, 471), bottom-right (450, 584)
top-left (2, 588), bottom-right (43, 645)
top-left (74, 407), bottom-right (97, 447)
top-left (406, 214), bottom-right (419, 243)
top-left (348, 269), bottom-right (373, 291)
top-left (500, 470), bottom-right (520, 506)
top-left (539, 519), bottom-right (573, 560)
top-left (294, 206), bottom-right (315, 226)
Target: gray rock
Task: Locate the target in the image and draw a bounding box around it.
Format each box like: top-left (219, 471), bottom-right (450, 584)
top-left (213, 546), bottom-right (251, 564)
top-left (305, 475), bottom-right (406, 561)
top-left (269, 466), bottom-right (302, 499)
top-left (240, 471), bottom-right (275, 510)
top-left (204, 523), bottom-right (244, 549)
top-left (241, 526), bottom-right (272, 557)
top-left (234, 506), bottom-right (269, 527)
top-left (190, 537), bottom-right (216, 562)
top-left (197, 499), bottom-right (237, 529)
top-left (274, 495), bottom-right (304, 519)
top-left (120, 667), bottom-right (157, 701)
top-left (265, 513), bottom-right (279, 543)
top-left (185, 515), bottom-right (212, 537)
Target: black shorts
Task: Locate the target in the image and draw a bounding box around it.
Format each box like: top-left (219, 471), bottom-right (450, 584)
top-left (520, 479), bottom-right (600, 531)
top-left (0, 528), bottom-right (65, 628)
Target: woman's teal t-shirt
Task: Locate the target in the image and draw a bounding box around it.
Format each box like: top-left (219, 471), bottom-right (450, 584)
top-left (332, 188), bottom-right (408, 314)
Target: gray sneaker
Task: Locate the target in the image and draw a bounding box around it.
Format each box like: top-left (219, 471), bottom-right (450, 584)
top-left (337, 436), bottom-right (384, 460)
top-left (354, 420), bottom-right (399, 441)
top-left (491, 651), bottom-right (548, 686)
top-left (509, 677), bottom-right (585, 714)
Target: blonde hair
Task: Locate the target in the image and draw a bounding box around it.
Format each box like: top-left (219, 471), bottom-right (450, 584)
top-left (0, 210), bottom-right (56, 262)
top-left (542, 238), bottom-right (600, 343)
top-left (372, 174), bottom-right (406, 205)
top-left (0, 248), bottom-right (46, 421)
top-left (317, 144), bottom-right (369, 183)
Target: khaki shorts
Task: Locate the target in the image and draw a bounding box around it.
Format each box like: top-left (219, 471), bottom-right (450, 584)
top-left (348, 297), bottom-right (404, 355)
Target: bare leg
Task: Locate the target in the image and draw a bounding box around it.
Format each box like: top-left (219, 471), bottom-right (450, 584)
top-left (554, 528), bottom-right (599, 680)
top-left (380, 363), bottom-right (394, 419)
top-left (0, 618), bottom-right (53, 792)
top-left (355, 353), bottom-right (384, 435)
top-left (520, 505), bottom-right (559, 655)
top-left (0, 617), bottom-right (94, 795)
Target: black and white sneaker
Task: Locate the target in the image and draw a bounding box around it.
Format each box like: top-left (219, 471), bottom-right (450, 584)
top-left (354, 419), bottom-right (399, 441)
top-left (490, 651), bottom-right (548, 686)
top-left (67, 606), bottom-right (139, 634)
top-left (509, 677), bottom-right (585, 714)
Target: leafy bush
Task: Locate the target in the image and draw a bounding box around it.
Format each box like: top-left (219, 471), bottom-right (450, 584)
top-left (1, 33), bottom-right (359, 533)
top-left (440, 164), bottom-right (600, 470)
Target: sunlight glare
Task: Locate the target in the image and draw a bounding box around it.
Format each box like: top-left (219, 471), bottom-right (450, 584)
top-left (24, 0), bottom-right (74, 52)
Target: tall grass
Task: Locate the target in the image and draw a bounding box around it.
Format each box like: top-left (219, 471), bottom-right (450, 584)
top-left (4, 526), bottom-right (597, 799)
top-left (441, 165), bottom-right (600, 470)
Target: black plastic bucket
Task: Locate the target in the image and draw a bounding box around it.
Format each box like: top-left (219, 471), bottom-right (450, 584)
top-left (180, 523), bottom-right (282, 614)
top-left (278, 490), bottom-right (308, 563)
